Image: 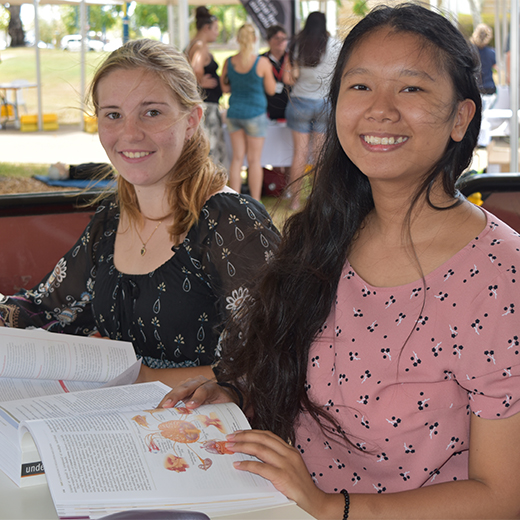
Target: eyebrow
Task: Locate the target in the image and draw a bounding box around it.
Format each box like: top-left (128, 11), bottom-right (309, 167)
top-left (343, 67), bottom-right (436, 82)
top-left (98, 101), bottom-right (170, 110)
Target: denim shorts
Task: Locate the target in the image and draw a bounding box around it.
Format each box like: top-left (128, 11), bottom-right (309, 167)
top-left (226, 112), bottom-right (268, 138)
top-left (286, 96), bottom-right (329, 134)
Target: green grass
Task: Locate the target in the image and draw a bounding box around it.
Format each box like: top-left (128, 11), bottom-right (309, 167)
top-left (0, 45), bottom-right (261, 123)
top-left (1, 47), bottom-right (111, 123)
top-left (0, 162), bottom-right (48, 177)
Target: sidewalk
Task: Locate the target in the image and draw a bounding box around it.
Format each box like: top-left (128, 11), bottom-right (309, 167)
top-left (0, 125), bottom-right (109, 166)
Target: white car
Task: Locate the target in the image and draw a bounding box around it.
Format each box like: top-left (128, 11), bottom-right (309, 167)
top-left (61, 35), bottom-right (104, 52)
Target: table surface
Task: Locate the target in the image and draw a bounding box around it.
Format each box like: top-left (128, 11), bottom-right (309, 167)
top-left (0, 83), bottom-right (37, 90)
top-left (0, 470), bottom-right (313, 520)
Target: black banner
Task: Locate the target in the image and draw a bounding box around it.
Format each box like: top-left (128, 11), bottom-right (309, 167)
top-left (240, 0), bottom-right (296, 39)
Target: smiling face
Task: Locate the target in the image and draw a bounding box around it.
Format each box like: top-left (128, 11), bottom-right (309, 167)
top-left (335, 28), bottom-right (475, 191)
top-left (96, 67), bottom-right (201, 193)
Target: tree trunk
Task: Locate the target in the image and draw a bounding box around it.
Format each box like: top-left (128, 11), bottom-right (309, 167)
top-left (8, 6), bottom-right (25, 47)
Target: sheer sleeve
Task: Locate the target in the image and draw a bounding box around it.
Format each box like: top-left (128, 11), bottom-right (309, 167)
top-left (0, 200), bottom-right (117, 335)
top-left (193, 192), bottom-right (280, 323)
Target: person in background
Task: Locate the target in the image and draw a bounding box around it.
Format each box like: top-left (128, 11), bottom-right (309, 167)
top-left (261, 24), bottom-right (292, 198)
top-left (185, 6), bottom-right (227, 166)
top-left (262, 24), bottom-right (291, 121)
top-left (47, 162), bottom-right (113, 180)
top-left (283, 11), bottom-right (340, 210)
top-left (0, 40), bottom-right (279, 389)
top-left (471, 23), bottom-right (497, 112)
top-left (221, 23), bottom-right (276, 201)
top-left (161, 4), bottom-right (520, 518)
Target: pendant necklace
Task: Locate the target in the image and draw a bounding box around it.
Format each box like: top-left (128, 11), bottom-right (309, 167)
top-left (136, 221), bottom-right (163, 256)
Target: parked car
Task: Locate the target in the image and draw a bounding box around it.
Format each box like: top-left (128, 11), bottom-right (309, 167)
top-left (61, 35), bottom-right (104, 52)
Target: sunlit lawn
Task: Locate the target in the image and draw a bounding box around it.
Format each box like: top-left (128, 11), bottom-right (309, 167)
top-left (0, 162), bottom-right (47, 177)
top-left (0, 46), bottom-right (241, 124)
top-left (0, 47), bottom-right (109, 123)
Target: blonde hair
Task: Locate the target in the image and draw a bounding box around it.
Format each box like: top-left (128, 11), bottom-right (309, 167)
top-left (89, 39), bottom-right (227, 245)
top-left (471, 23), bottom-right (493, 49)
top-left (237, 24), bottom-right (256, 67)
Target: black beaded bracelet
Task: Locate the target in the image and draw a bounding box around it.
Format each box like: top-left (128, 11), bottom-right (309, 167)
top-left (340, 489), bottom-right (350, 520)
top-left (216, 382), bottom-right (244, 410)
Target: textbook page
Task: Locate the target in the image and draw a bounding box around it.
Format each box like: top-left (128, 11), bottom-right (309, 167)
top-left (0, 359), bottom-right (141, 402)
top-left (0, 382), bottom-right (171, 486)
top-left (22, 402), bottom-right (290, 518)
top-left (0, 327), bottom-right (137, 382)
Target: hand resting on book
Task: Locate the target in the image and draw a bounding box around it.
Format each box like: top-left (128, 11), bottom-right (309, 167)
top-left (158, 376), bottom-right (236, 410)
top-left (158, 377), bottom-right (334, 517)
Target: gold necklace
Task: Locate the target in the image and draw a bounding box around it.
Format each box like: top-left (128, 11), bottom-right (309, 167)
top-left (136, 221), bottom-right (162, 256)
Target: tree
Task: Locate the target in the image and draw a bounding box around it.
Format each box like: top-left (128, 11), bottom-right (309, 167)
top-left (202, 5), bottom-right (247, 43)
top-left (351, 0), bottom-right (369, 18)
top-left (133, 4), bottom-right (168, 34)
top-left (7, 5), bottom-right (25, 47)
top-left (60, 5), bottom-right (120, 37)
top-left (0, 6), bottom-right (8, 33)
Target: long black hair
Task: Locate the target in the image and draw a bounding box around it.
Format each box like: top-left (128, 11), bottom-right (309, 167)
top-left (219, 3), bottom-right (482, 444)
top-left (289, 11), bottom-right (329, 67)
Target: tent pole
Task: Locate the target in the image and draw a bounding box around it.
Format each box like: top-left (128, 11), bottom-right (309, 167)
top-left (33, 0), bottom-right (43, 131)
top-left (80, 0), bottom-right (87, 132)
top-left (168, 1), bottom-right (175, 47)
top-left (177, 0), bottom-right (188, 51)
top-left (495, 0), bottom-right (503, 85)
top-left (510, 0), bottom-right (519, 173)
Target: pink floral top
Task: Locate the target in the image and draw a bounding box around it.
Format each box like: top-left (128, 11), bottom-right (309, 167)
top-left (296, 209), bottom-right (520, 494)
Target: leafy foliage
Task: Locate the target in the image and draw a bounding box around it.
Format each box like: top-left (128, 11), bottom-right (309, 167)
top-left (0, 5), bottom-right (8, 32)
top-left (60, 5), bottom-right (120, 36)
top-left (351, 0), bottom-right (369, 18)
top-left (133, 4), bottom-right (168, 34)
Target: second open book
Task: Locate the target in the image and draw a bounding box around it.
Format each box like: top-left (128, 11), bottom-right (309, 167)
top-left (0, 327), bottom-right (289, 518)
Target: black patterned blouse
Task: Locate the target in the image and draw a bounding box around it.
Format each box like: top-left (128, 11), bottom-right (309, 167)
top-left (0, 192), bottom-right (279, 368)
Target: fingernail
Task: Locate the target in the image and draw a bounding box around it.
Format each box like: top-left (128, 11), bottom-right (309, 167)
top-left (163, 399), bottom-right (173, 407)
top-left (225, 442), bottom-right (235, 449)
top-left (233, 461), bottom-right (242, 469)
top-left (226, 434), bottom-right (235, 441)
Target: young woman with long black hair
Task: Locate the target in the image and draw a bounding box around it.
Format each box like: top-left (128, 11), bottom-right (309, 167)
top-left (161, 5), bottom-right (520, 518)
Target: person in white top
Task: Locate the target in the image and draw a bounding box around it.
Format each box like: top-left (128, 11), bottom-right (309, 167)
top-left (283, 12), bottom-right (340, 210)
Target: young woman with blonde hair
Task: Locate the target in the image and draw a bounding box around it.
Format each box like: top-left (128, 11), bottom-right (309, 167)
top-left (221, 23), bottom-right (276, 200)
top-left (0, 39), bottom-right (279, 388)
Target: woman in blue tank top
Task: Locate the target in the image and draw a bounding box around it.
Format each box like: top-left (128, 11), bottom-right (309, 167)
top-left (221, 23), bottom-right (276, 200)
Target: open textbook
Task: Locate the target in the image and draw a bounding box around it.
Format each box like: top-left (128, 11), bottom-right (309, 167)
top-left (0, 327), bottom-right (140, 400)
top-left (1, 381), bottom-right (290, 518)
top-left (0, 327), bottom-right (140, 486)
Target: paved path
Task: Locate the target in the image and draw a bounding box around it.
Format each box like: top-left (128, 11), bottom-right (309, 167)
top-left (0, 125), bottom-right (109, 166)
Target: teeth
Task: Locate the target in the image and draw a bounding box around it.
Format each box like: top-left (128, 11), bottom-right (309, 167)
top-left (363, 135), bottom-right (407, 145)
top-left (122, 151), bottom-right (151, 158)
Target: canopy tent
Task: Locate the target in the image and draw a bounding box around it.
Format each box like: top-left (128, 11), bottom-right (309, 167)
top-left (3, 0), bottom-right (519, 149)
